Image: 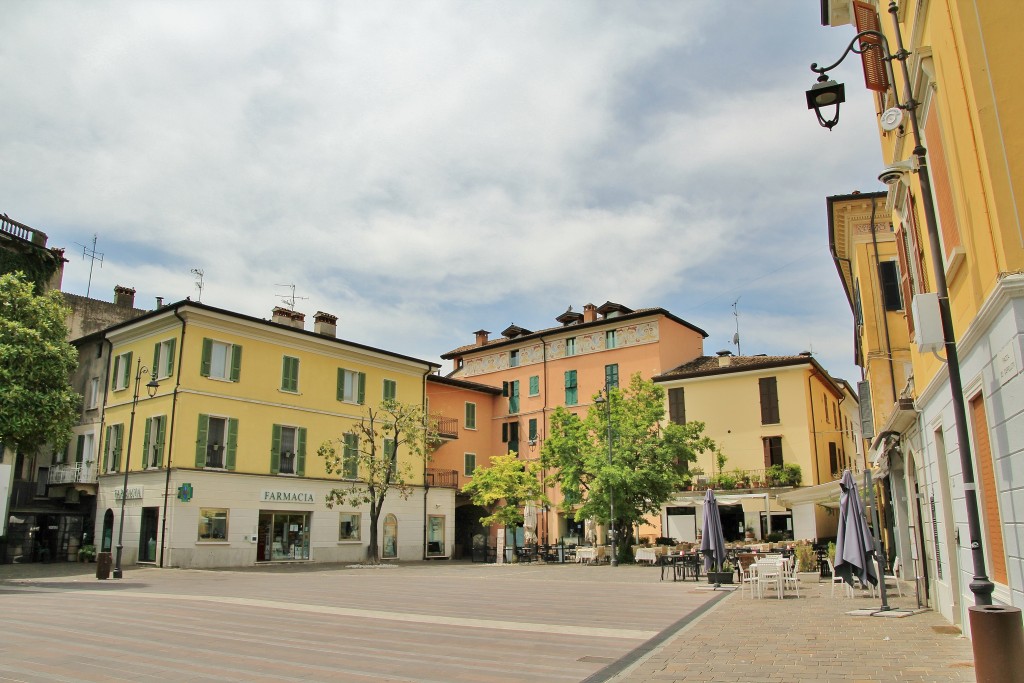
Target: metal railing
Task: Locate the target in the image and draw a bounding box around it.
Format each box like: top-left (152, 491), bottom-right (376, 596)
top-left (433, 415), bottom-right (459, 439)
top-left (425, 468), bottom-right (459, 488)
top-left (48, 462), bottom-right (98, 485)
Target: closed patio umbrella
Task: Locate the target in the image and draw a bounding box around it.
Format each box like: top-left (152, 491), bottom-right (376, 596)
top-left (700, 489), bottom-right (727, 578)
top-left (834, 469), bottom-right (878, 589)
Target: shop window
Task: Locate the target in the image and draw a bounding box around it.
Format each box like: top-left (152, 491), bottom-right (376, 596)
top-left (383, 514), bottom-right (398, 559)
top-left (427, 515), bottom-right (445, 556)
top-left (198, 508), bottom-right (229, 541)
top-left (339, 513), bottom-right (361, 542)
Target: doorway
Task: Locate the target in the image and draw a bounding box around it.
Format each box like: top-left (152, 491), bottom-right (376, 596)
top-left (139, 507), bottom-right (159, 562)
top-left (102, 509), bottom-right (114, 552)
top-left (257, 511), bottom-right (310, 561)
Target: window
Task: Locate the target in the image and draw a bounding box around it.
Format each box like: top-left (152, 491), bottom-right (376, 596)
top-left (528, 418), bottom-right (537, 442)
top-left (198, 508), bottom-right (228, 541)
top-left (153, 338), bottom-right (176, 380)
top-left (383, 379), bottom-right (397, 401)
top-left (86, 378), bottom-right (100, 410)
top-left (878, 260), bottom-right (903, 311)
top-left (566, 337), bottom-right (576, 356)
top-left (111, 351), bottom-right (132, 391)
top-left (384, 438), bottom-right (397, 472)
top-left (281, 356), bottom-right (299, 392)
top-left (339, 513), bottom-right (361, 541)
top-left (828, 442), bottom-right (839, 478)
top-left (143, 415), bottom-right (166, 468)
top-left (337, 368), bottom-right (366, 404)
top-left (504, 380), bottom-right (520, 413)
top-left (824, 395), bottom-right (830, 423)
top-left (605, 330), bottom-right (617, 349)
top-left (509, 349), bottom-right (520, 368)
top-left (668, 387), bottom-right (686, 425)
top-left (72, 433), bottom-right (94, 465)
top-left (759, 377), bottom-right (780, 424)
top-left (196, 415), bottom-right (237, 470)
top-left (465, 402), bottom-right (477, 430)
top-left (763, 436), bottom-right (783, 468)
top-left (529, 375), bottom-right (539, 396)
top-left (103, 424), bottom-right (123, 472)
top-left (343, 433), bottom-right (359, 478)
top-left (464, 453), bottom-right (476, 476)
top-left (502, 422), bottom-right (520, 454)
top-left (201, 339), bottom-right (242, 381)
top-left (427, 515), bottom-right (445, 556)
top-left (272, 425), bottom-right (306, 476)
top-left (604, 364), bottom-right (619, 389)
top-left (564, 370), bottom-right (578, 406)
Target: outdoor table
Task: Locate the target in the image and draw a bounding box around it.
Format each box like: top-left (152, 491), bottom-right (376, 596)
top-left (635, 547), bottom-right (658, 565)
top-left (576, 547), bottom-right (597, 563)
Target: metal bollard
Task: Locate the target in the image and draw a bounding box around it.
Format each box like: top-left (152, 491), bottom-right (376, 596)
top-left (969, 605), bottom-right (1024, 683)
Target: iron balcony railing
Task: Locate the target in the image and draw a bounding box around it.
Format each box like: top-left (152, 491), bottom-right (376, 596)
top-left (48, 462), bottom-right (98, 485)
top-left (433, 415), bottom-right (459, 439)
top-left (425, 468), bottom-right (459, 488)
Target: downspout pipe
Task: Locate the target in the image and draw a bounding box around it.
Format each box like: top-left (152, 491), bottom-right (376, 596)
top-left (421, 366), bottom-right (431, 561)
top-left (867, 196), bottom-right (899, 403)
top-left (158, 305), bottom-right (186, 568)
top-left (96, 337), bottom-right (114, 548)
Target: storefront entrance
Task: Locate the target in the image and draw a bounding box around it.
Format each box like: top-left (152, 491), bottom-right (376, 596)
top-left (139, 507), bottom-right (159, 562)
top-left (257, 511), bottom-right (310, 561)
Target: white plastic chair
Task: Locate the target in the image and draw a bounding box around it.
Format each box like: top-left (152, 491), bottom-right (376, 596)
top-left (826, 558), bottom-right (853, 597)
top-left (781, 558), bottom-right (800, 597)
top-left (756, 558), bottom-right (783, 599)
top-left (867, 557), bottom-right (904, 598)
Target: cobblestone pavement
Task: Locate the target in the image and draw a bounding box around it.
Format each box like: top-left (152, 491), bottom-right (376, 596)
top-left (0, 562), bottom-right (975, 682)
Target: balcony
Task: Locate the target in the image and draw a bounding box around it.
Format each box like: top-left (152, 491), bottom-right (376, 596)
top-left (425, 468), bottom-right (459, 488)
top-left (433, 415), bottom-right (459, 440)
top-left (48, 462), bottom-right (98, 485)
top-left (1, 213), bottom-right (48, 246)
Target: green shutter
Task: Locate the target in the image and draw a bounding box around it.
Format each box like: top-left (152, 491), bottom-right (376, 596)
top-left (282, 356), bottom-right (298, 392)
top-left (337, 368), bottom-right (346, 401)
top-left (465, 403), bottom-right (476, 429)
top-left (385, 438), bottom-right (396, 471)
top-left (200, 339), bottom-right (212, 377)
top-left (103, 426), bottom-right (111, 472)
top-left (122, 352), bottom-right (132, 389)
top-left (111, 355), bottom-right (119, 390)
top-left (75, 435), bottom-right (86, 464)
top-left (165, 338), bottom-right (176, 377)
top-left (270, 424), bottom-right (282, 474)
top-left (195, 414), bottom-right (209, 468)
top-left (383, 379), bottom-right (396, 401)
top-left (529, 418), bottom-right (537, 441)
top-left (357, 372), bottom-right (366, 404)
top-left (529, 375), bottom-right (539, 395)
top-left (230, 344), bottom-right (242, 382)
top-left (226, 418), bottom-right (238, 470)
top-left (113, 425), bottom-right (123, 471)
top-left (296, 427), bottom-right (306, 477)
top-left (153, 343), bottom-right (161, 379)
top-left (142, 417), bottom-right (152, 466)
top-left (156, 416), bottom-right (166, 467)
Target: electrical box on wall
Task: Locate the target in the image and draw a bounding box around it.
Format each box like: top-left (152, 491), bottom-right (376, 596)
top-left (912, 293), bottom-right (944, 353)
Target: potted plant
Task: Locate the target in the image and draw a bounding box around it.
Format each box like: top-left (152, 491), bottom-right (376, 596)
top-left (744, 525), bottom-right (755, 541)
top-left (782, 463), bottom-right (803, 486)
top-left (794, 543), bottom-right (817, 582)
top-left (78, 544), bottom-right (97, 563)
top-left (765, 464), bottom-right (784, 487)
top-left (707, 560), bottom-right (735, 585)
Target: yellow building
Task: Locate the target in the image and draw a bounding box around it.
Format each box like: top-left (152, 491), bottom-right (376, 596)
top-left (817, 0), bottom-right (1023, 629)
top-left (654, 352), bottom-right (860, 543)
top-left (95, 301), bottom-right (442, 568)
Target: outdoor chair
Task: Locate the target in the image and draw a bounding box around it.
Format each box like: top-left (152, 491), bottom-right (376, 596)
top-left (826, 559), bottom-right (854, 597)
top-left (866, 557), bottom-right (904, 598)
top-left (755, 558), bottom-right (783, 599)
top-left (737, 553), bottom-right (758, 598)
top-left (781, 557), bottom-right (800, 597)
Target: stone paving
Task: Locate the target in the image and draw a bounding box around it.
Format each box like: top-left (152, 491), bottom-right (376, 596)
top-left (0, 561), bottom-right (976, 682)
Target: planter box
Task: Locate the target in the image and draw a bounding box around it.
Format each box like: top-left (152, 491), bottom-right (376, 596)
top-left (707, 571), bottom-right (734, 585)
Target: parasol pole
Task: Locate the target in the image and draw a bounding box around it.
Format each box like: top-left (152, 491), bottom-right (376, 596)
top-left (864, 470), bottom-right (891, 611)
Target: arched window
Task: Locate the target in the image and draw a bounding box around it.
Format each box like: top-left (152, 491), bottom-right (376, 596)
top-left (382, 514), bottom-right (398, 559)
top-left (102, 509), bottom-right (114, 552)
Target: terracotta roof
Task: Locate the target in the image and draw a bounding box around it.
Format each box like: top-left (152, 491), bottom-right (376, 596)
top-left (441, 306), bottom-right (708, 359)
top-left (653, 353), bottom-right (843, 395)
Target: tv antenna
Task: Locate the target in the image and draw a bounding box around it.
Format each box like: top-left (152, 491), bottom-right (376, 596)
top-left (731, 298), bottom-right (742, 356)
top-left (74, 234), bottom-right (104, 298)
top-left (275, 283), bottom-right (308, 311)
top-left (191, 268), bottom-right (205, 302)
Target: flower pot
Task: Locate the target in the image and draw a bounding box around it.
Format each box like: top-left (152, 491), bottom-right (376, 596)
top-left (707, 571), bottom-right (734, 585)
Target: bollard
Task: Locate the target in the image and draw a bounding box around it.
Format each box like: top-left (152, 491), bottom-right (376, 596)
top-left (95, 551), bottom-right (112, 580)
top-left (969, 605), bottom-right (1024, 683)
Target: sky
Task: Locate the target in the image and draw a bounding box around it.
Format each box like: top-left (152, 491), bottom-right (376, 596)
top-left (1, 2), bottom-right (885, 384)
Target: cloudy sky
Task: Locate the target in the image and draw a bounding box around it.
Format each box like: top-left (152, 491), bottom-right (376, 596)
top-left (1, 2), bottom-right (884, 382)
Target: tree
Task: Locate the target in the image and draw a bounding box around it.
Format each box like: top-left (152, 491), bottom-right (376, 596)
top-left (542, 372), bottom-right (718, 563)
top-left (0, 272), bottom-right (79, 453)
top-left (318, 400), bottom-right (437, 563)
top-left (462, 453), bottom-right (546, 558)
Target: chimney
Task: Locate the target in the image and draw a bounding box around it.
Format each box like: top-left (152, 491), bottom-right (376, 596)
top-left (290, 311), bottom-right (306, 330)
top-left (272, 306), bottom-right (292, 326)
top-left (474, 329), bottom-right (490, 346)
top-left (114, 285), bottom-right (136, 308)
top-left (583, 303), bottom-right (597, 323)
top-left (155, 296), bottom-right (164, 309)
top-left (716, 349), bottom-right (733, 367)
top-left (313, 311), bottom-right (337, 337)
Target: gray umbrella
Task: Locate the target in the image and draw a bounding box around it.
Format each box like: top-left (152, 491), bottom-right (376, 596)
top-left (834, 469), bottom-right (878, 588)
top-left (700, 489), bottom-right (727, 574)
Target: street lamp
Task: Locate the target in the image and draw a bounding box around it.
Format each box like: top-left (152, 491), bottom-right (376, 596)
top-left (595, 386), bottom-right (617, 567)
top-left (112, 358), bottom-right (159, 579)
top-left (806, 0), bottom-right (993, 606)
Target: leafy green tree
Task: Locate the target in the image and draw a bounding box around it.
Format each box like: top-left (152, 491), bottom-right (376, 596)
top-left (542, 372), bottom-right (717, 563)
top-left (0, 272), bottom-right (79, 453)
top-left (462, 452), bottom-right (546, 558)
top-left (318, 400), bottom-right (438, 563)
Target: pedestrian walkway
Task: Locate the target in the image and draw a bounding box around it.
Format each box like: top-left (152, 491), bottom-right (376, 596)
top-left (607, 578), bottom-right (976, 683)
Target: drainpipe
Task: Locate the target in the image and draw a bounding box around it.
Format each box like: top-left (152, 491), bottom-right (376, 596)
top-left (158, 305), bottom-right (186, 567)
top-left (807, 374), bottom-right (821, 486)
top-left (96, 336), bottom-right (114, 547)
top-left (867, 196), bottom-right (899, 404)
top-left (538, 333), bottom-right (548, 546)
top-left (421, 366), bottom-right (431, 561)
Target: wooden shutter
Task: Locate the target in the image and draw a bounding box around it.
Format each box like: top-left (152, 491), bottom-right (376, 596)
top-left (111, 355), bottom-right (120, 390)
top-left (357, 372), bottom-right (366, 404)
top-left (923, 106), bottom-right (963, 257)
top-left (165, 338), bottom-right (176, 377)
top-left (970, 395), bottom-right (1007, 585)
top-left (465, 402), bottom-right (476, 429)
top-left (529, 375), bottom-right (539, 395)
top-left (853, 1), bottom-right (889, 92)
top-left (270, 424), bottom-right (282, 474)
top-left (759, 377), bottom-right (779, 424)
top-left (153, 343), bottom-right (161, 378)
top-left (229, 345), bottom-right (242, 382)
top-left (528, 418), bottom-right (537, 441)
top-left (143, 417), bottom-right (152, 466)
top-left (75, 435), bottom-right (86, 464)
top-left (763, 437), bottom-right (772, 468)
top-left (668, 387), bottom-right (686, 425)
top-left (155, 416), bottom-right (166, 467)
top-left (195, 414), bottom-right (209, 468)
top-left (226, 418), bottom-right (238, 471)
top-left (122, 352), bottom-right (133, 389)
top-left (501, 423), bottom-right (509, 443)
top-left (113, 425), bottom-right (123, 471)
top-left (200, 339), bottom-right (213, 377)
top-left (296, 427), bottom-right (306, 477)
top-left (337, 368), bottom-right (346, 400)
top-left (103, 426), bottom-right (111, 472)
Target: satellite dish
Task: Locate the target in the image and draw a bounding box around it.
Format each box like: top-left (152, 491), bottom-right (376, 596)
top-left (880, 107), bottom-right (904, 132)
